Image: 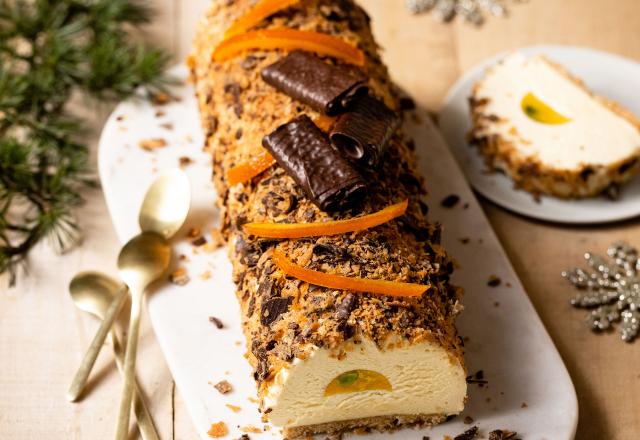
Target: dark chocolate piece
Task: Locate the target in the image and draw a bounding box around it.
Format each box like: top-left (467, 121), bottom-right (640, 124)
top-left (335, 293), bottom-right (358, 322)
top-left (262, 115), bottom-right (366, 211)
top-left (440, 194), bottom-right (460, 208)
top-left (260, 296), bottom-right (293, 326)
top-left (487, 275), bottom-right (501, 287)
top-left (208, 316), bottom-right (224, 329)
top-left (330, 95), bottom-right (400, 167)
top-left (488, 430), bottom-right (519, 440)
top-left (261, 50), bottom-right (367, 115)
top-left (454, 426), bottom-right (479, 440)
top-left (253, 347), bottom-right (269, 381)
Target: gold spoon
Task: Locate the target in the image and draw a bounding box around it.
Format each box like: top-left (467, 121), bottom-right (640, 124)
top-left (115, 170), bottom-right (191, 440)
top-left (69, 272), bottom-right (160, 440)
top-left (67, 169), bottom-right (191, 402)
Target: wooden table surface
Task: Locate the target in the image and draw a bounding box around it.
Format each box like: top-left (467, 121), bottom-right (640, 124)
top-left (2, 1), bottom-right (639, 439)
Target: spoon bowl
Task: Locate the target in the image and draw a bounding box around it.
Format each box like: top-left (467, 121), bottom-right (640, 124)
top-left (70, 271), bottom-right (121, 319)
top-left (138, 169), bottom-right (191, 238)
top-left (117, 232), bottom-right (171, 290)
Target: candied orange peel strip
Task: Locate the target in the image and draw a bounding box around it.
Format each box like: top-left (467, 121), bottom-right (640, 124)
top-left (272, 249), bottom-right (428, 297)
top-left (226, 149), bottom-right (276, 185)
top-left (245, 200), bottom-right (408, 238)
top-left (224, 0), bottom-right (301, 38)
top-left (213, 29), bottom-right (365, 66)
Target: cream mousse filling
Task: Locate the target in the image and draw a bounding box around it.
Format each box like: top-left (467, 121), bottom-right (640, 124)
top-left (263, 336), bottom-right (467, 428)
top-left (474, 53), bottom-right (640, 170)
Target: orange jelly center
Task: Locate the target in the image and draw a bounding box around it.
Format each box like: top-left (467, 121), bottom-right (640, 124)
top-left (324, 370), bottom-right (392, 396)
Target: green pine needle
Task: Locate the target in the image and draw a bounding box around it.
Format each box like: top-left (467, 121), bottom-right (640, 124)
top-left (0, 0), bottom-right (171, 285)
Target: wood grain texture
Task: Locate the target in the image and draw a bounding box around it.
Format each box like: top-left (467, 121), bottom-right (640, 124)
top-left (1, 1), bottom-right (639, 439)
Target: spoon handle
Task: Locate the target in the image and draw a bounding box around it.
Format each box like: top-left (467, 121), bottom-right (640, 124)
top-left (110, 329), bottom-right (160, 440)
top-left (67, 285), bottom-right (128, 402)
top-left (115, 287), bottom-right (144, 440)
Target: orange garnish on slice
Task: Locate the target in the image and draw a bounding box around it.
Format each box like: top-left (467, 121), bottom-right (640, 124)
top-left (213, 29), bottom-right (365, 66)
top-left (272, 249), bottom-right (428, 297)
top-left (227, 149), bottom-right (276, 185)
top-left (245, 200), bottom-right (408, 238)
top-left (225, 0), bottom-right (301, 38)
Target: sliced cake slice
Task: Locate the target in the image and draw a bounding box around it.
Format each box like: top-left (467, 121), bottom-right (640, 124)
top-left (469, 53), bottom-right (640, 198)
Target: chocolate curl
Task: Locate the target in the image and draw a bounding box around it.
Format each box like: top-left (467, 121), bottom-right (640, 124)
top-left (261, 50), bottom-right (368, 115)
top-left (330, 96), bottom-right (400, 168)
top-left (262, 115), bottom-right (366, 212)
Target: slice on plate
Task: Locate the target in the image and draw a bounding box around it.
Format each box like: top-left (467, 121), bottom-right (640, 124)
top-left (469, 53), bottom-right (640, 198)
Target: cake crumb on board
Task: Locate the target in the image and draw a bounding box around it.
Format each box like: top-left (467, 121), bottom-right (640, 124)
top-left (207, 421), bottom-right (228, 438)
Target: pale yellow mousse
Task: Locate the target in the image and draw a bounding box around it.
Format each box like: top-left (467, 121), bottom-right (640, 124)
top-left (475, 53), bottom-right (640, 171)
top-left (262, 337), bottom-right (467, 428)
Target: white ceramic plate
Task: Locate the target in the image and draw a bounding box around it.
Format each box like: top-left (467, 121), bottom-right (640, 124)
top-left (98, 65), bottom-right (577, 440)
top-left (439, 45), bottom-right (640, 224)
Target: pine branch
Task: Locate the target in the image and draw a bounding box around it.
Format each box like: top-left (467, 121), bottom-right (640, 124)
top-left (0, 0), bottom-right (171, 285)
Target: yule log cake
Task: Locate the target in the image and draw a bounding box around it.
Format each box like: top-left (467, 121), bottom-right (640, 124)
top-left (189, 0), bottom-right (467, 437)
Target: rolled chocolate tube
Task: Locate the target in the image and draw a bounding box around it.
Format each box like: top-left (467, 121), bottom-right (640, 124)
top-left (330, 95), bottom-right (400, 168)
top-left (262, 114), bottom-right (366, 212)
top-left (261, 50), bottom-right (368, 115)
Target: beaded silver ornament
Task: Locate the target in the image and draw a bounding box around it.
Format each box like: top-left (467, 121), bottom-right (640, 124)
top-left (562, 242), bottom-right (640, 342)
top-left (405, 0), bottom-right (525, 25)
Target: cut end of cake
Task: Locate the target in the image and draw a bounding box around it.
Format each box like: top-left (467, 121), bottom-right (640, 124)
top-left (469, 53), bottom-right (640, 198)
top-left (263, 336), bottom-right (467, 437)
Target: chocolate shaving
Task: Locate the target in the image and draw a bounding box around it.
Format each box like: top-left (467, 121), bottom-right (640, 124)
top-left (260, 296), bottom-right (293, 326)
top-left (246, 296), bottom-right (256, 318)
top-left (191, 236), bottom-right (207, 247)
top-left (209, 316), bottom-right (224, 329)
top-left (335, 293), bottom-right (358, 322)
top-left (335, 293), bottom-right (358, 337)
top-left (487, 275), bottom-right (501, 287)
top-left (441, 194), bottom-right (460, 208)
top-left (330, 95), bottom-right (399, 167)
top-left (454, 426), bottom-right (479, 440)
top-left (253, 347), bottom-right (269, 381)
top-left (262, 115), bottom-right (366, 211)
top-left (224, 81), bottom-right (243, 118)
top-left (489, 430), bottom-right (519, 440)
top-left (261, 50), bottom-right (367, 115)
top-left (313, 243), bottom-right (349, 261)
top-left (257, 278), bottom-right (276, 298)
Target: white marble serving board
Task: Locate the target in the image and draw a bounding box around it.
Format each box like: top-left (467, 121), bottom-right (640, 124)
top-left (98, 65), bottom-right (577, 440)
